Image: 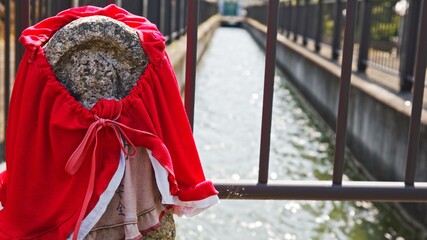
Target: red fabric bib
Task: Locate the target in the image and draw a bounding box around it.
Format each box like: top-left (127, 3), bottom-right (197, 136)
top-left (0, 5), bottom-right (217, 239)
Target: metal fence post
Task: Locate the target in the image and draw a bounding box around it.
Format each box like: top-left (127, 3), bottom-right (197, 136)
top-left (30, 0), bottom-right (37, 24)
top-left (278, 2), bottom-right (284, 32)
top-left (184, 0), bottom-right (199, 130)
top-left (332, 0), bottom-right (342, 60)
top-left (175, 0), bottom-right (182, 38)
top-left (286, 1), bottom-right (292, 38)
top-left (315, 0), bottom-right (323, 52)
top-left (164, 0), bottom-right (172, 43)
top-left (333, 0), bottom-right (358, 185)
top-left (78, 0), bottom-right (108, 7)
top-left (183, 0), bottom-right (188, 34)
top-left (40, 0), bottom-right (48, 19)
top-left (259, 0), bottom-right (280, 184)
top-left (4, 0), bottom-right (11, 145)
top-left (15, 0), bottom-right (30, 72)
top-left (121, 0), bottom-right (144, 16)
top-left (282, 2), bottom-right (288, 35)
top-left (302, 0), bottom-right (310, 46)
top-left (399, 0), bottom-right (420, 92)
top-left (293, 0), bottom-right (300, 42)
top-left (49, 0), bottom-right (72, 17)
top-left (357, 0), bottom-right (372, 72)
top-left (199, 0), bottom-right (203, 24)
top-left (405, 0), bottom-right (427, 185)
top-left (263, 5), bottom-right (268, 26)
top-left (148, 0), bottom-right (161, 29)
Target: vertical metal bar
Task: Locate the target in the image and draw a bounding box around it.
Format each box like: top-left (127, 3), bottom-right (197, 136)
top-left (332, 0), bottom-right (342, 60)
top-left (315, 0), bottom-right (323, 52)
top-left (40, 0), bottom-right (47, 19)
top-left (36, 0), bottom-right (41, 21)
top-left (198, 0), bottom-right (203, 24)
top-left (184, 0), bottom-right (199, 130)
top-left (399, 0), bottom-right (420, 92)
top-left (175, 0), bottom-right (181, 38)
top-left (37, 0), bottom-right (44, 22)
top-left (50, 0), bottom-right (71, 17)
top-left (164, 0), bottom-right (172, 43)
top-left (278, 3), bottom-right (284, 32)
top-left (357, 0), bottom-right (372, 72)
top-left (286, 1), bottom-right (294, 38)
top-left (170, 0), bottom-right (176, 36)
top-left (159, 0), bottom-right (165, 33)
top-left (332, 0), bottom-right (358, 185)
top-left (4, 0), bottom-right (11, 144)
top-left (258, 0), bottom-right (279, 184)
top-left (263, 5), bottom-right (268, 25)
top-left (83, 0), bottom-right (108, 6)
top-left (15, 0), bottom-right (30, 73)
top-left (285, 2), bottom-right (289, 33)
top-left (293, 0), bottom-right (300, 42)
top-left (148, 0), bottom-right (161, 28)
top-left (302, 0), bottom-right (310, 46)
top-left (47, 0), bottom-right (52, 17)
top-left (121, 0), bottom-right (143, 15)
top-left (36, 0), bottom-right (42, 21)
top-left (405, 0), bottom-right (427, 186)
top-left (183, 0), bottom-right (188, 33)
top-left (31, 0), bottom-right (37, 24)
top-left (281, 3), bottom-right (285, 33)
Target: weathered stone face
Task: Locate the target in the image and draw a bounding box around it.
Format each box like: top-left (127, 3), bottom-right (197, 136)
top-left (43, 15), bottom-right (148, 109)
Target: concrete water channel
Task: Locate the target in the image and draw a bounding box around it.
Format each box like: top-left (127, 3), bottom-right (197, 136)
top-left (175, 27), bottom-right (422, 240)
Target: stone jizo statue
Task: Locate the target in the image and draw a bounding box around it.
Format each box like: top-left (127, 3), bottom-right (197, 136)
top-left (0, 5), bottom-right (218, 240)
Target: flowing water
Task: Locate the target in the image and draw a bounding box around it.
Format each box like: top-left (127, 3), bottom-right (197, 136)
top-left (174, 27), bottom-right (420, 240)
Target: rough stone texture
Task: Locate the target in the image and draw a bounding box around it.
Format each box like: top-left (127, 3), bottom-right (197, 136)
top-left (43, 16), bottom-right (176, 239)
top-left (142, 211), bottom-right (176, 240)
top-left (43, 16), bottom-right (148, 109)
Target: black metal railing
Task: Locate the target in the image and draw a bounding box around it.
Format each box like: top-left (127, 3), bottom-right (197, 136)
top-left (248, 0), bottom-right (422, 92)
top-left (0, 0), bottom-right (218, 161)
top-left (184, 0), bottom-right (427, 202)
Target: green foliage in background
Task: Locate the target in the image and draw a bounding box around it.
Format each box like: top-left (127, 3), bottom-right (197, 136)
top-left (370, 0), bottom-right (401, 45)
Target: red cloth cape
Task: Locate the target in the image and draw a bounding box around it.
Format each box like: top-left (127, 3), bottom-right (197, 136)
top-left (0, 5), bottom-right (218, 239)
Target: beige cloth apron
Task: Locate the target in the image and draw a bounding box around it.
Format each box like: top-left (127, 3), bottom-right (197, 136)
top-left (85, 147), bottom-right (169, 240)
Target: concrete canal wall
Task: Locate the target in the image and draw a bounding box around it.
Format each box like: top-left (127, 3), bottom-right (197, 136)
top-left (167, 15), bottom-right (221, 92)
top-left (244, 18), bottom-right (427, 226)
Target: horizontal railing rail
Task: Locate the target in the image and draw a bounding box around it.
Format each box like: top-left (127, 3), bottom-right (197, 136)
top-left (214, 180), bottom-right (427, 201)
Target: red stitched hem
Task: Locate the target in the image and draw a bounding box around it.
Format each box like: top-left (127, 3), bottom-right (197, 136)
top-left (122, 205), bottom-right (173, 240)
top-left (140, 205), bottom-right (172, 236)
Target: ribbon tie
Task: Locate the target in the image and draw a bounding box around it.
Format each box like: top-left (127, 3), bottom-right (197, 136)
top-left (65, 107), bottom-right (157, 240)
